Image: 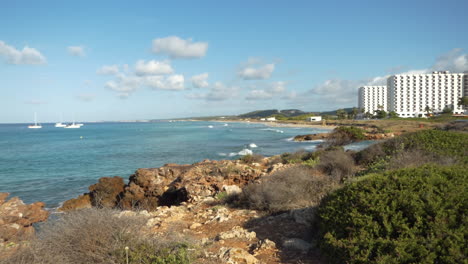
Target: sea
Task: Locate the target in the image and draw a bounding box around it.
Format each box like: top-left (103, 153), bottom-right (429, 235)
top-left (0, 121), bottom-right (374, 209)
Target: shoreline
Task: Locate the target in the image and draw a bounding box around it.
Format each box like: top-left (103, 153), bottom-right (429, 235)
top-left (210, 119), bottom-right (337, 130)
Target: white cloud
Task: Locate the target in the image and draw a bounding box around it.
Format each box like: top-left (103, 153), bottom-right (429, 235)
top-left (146, 74), bottom-right (185, 91)
top-left (0, 40), bottom-right (46, 65)
top-left (76, 93), bottom-right (96, 102)
top-left (191, 73), bottom-right (209, 88)
top-left (269, 81), bottom-right (286, 93)
top-left (67, 46), bottom-right (85, 57)
top-left (238, 63), bottom-right (275, 80)
top-left (152, 36), bottom-right (208, 59)
top-left (245, 90), bottom-right (273, 100)
top-left (97, 65), bottom-right (120, 75)
top-left (431, 48), bottom-right (467, 73)
top-left (105, 74), bottom-right (141, 96)
top-left (134, 60), bottom-right (173, 76)
top-left (187, 82), bottom-right (239, 101)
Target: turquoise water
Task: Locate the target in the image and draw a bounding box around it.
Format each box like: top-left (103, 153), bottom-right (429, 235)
top-left (0, 121), bottom-right (365, 208)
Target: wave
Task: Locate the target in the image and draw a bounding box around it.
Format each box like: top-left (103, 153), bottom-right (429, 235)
top-left (208, 125), bottom-right (214, 128)
top-left (249, 143), bottom-right (258, 148)
top-left (223, 123), bottom-right (229, 126)
top-left (238, 148), bottom-right (253, 156)
top-left (260, 128), bottom-right (284, 133)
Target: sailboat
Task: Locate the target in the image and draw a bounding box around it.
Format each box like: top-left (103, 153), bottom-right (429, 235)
top-left (28, 113), bottom-right (42, 129)
top-left (64, 120), bottom-right (80, 128)
top-left (55, 114), bottom-right (67, 127)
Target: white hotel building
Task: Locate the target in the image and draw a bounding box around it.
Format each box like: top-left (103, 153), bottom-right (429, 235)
top-left (358, 86), bottom-right (387, 114)
top-left (387, 71), bottom-right (465, 117)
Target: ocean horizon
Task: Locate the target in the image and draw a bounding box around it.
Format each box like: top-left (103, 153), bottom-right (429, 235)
top-left (0, 121), bottom-right (372, 209)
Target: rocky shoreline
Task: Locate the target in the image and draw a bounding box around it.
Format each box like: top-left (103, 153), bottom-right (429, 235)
top-left (2, 157), bottom-right (321, 263)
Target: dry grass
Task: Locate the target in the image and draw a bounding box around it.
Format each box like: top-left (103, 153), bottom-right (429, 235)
top-left (1, 208), bottom-right (193, 264)
top-left (241, 166), bottom-right (339, 213)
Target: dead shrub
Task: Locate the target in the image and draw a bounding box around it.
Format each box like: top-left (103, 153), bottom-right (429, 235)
top-left (241, 166), bottom-right (339, 213)
top-left (316, 150), bottom-right (356, 181)
top-left (1, 208), bottom-right (193, 264)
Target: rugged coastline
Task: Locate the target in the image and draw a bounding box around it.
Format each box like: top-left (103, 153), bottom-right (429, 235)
top-left (1, 121), bottom-right (466, 263)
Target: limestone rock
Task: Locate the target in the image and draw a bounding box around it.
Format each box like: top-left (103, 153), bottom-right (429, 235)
top-left (219, 247), bottom-right (259, 264)
top-left (217, 226), bottom-right (256, 241)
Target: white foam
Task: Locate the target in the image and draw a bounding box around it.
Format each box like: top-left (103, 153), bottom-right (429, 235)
top-left (228, 152), bottom-right (238, 157)
top-left (224, 123), bottom-right (229, 126)
top-left (208, 125), bottom-right (214, 128)
top-left (218, 153), bottom-right (227, 156)
top-left (238, 148), bottom-right (253, 156)
top-left (249, 143), bottom-right (258, 148)
top-left (260, 128), bottom-right (284, 133)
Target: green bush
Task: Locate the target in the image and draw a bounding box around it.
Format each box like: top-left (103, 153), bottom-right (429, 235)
top-left (280, 150), bottom-right (317, 164)
top-left (355, 130), bottom-right (468, 172)
top-left (325, 126), bottom-right (366, 147)
top-left (317, 165), bottom-right (468, 264)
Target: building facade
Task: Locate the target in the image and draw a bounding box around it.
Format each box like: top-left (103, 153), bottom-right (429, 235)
top-left (387, 71), bottom-right (465, 117)
top-left (358, 86), bottom-right (387, 114)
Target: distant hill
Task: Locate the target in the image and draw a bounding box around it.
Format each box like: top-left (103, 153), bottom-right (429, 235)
top-left (238, 109), bottom-right (308, 118)
top-left (319, 108), bottom-right (354, 116)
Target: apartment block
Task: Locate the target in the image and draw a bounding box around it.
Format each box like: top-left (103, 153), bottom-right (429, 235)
top-left (387, 71), bottom-right (465, 117)
top-left (358, 86), bottom-right (387, 113)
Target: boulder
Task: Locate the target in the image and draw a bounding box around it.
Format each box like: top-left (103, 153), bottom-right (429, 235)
top-left (219, 247), bottom-right (259, 264)
top-left (0, 193), bottom-right (49, 245)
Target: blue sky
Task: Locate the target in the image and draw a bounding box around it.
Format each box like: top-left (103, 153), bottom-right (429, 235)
top-left (1, 0), bottom-right (467, 123)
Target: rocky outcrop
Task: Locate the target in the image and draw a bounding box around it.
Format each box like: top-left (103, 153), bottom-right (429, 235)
top-left (0, 193), bottom-right (49, 247)
top-left (61, 159), bottom-right (266, 211)
top-left (60, 176), bottom-right (125, 211)
top-left (293, 133), bottom-right (329, 141)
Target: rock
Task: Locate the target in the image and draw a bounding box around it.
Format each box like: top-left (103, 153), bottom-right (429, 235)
top-left (222, 185), bottom-right (242, 196)
top-left (293, 133), bottom-right (329, 141)
top-left (59, 194), bottom-right (92, 211)
top-left (0, 193), bottom-right (49, 245)
top-left (219, 247), bottom-right (259, 264)
top-left (289, 207), bottom-right (316, 225)
top-left (217, 226), bottom-right (256, 241)
top-left (189, 222), bottom-right (202, 230)
top-left (253, 238), bottom-right (276, 254)
top-left (282, 238), bottom-right (312, 252)
top-left (62, 160), bottom-right (264, 211)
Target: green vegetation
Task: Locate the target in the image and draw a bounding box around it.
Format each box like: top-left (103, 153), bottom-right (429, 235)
top-left (356, 129), bottom-right (468, 171)
top-left (324, 126), bottom-right (366, 147)
top-left (317, 165), bottom-right (467, 264)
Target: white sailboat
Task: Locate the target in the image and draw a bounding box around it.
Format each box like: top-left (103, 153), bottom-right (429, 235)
top-left (28, 113), bottom-right (42, 129)
top-left (55, 114), bottom-right (67, 127)
top-left (64, 121), bottom-right (80, 129)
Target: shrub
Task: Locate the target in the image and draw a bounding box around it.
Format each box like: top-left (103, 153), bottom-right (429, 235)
top-left (317, 165), bottom-right (468, 264)
top-left (355, 129), bottom-right (468, 169)
top-left (242, 166), bottom-right (339, 213)
top-left (239, 154), bottom-right (265, 164)
top-left (325, 126), bottom-right (366, 147)
top-left (280, 150), bottom-right (317, 164)
top-left (2, 208), bottom-right (194, 264)
top-left (316, 149), bottom-right (356, 181)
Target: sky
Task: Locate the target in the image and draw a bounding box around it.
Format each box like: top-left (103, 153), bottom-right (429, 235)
top-left (1, 0), bottom-right (467, 123)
